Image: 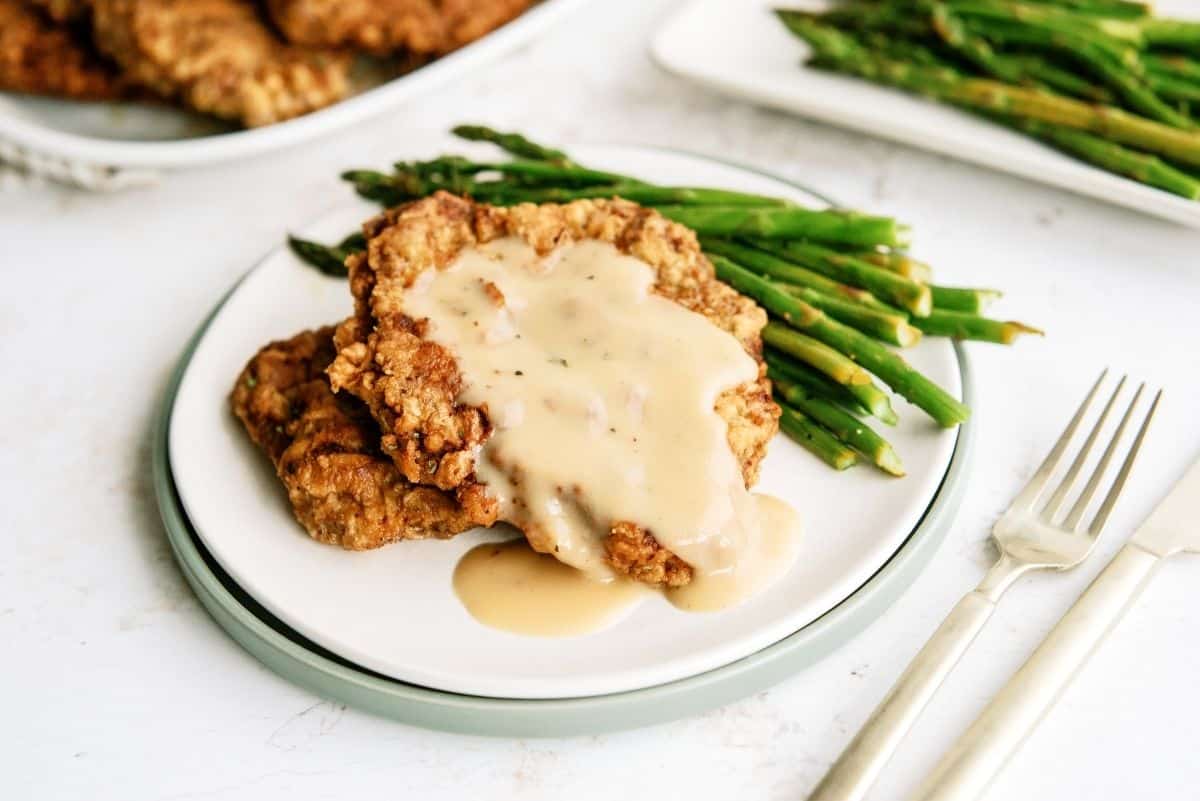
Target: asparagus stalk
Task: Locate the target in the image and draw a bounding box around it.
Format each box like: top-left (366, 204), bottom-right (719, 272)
top-left (913, 308), bottom-right (1045, 343)
top-left (849, 250), bottom-right (935, 283)
top-left (1140, 18), bottom-right (1200, 51)
top-left (763, 324), bottom-right (899, 425)
top-left (777, 404), bottom-right (861, 470)
top-left (772, 374), bottom-right (905, 475)
top-left (702, 238), bottom-right (886, 306)
top-left (778, 282), bottom-right (923, 347)
top-left (781, 17), bottom-right (1200, 166)
top-left (451, 125), bottom-right (574, 164)
top-left (654, 205), bottom-right (912, 249)
top-left (1144, 54), bottom-right (1200, 83)
top-left (960, 16), bottom-right (1194, 129)
top-left (287, 235), bottom-right (358, 277)
top-left (931, 285), bottom-right (1003, 313)
top-left (398, 158), bottom-right (635, 188)
top-left (476, 183), bottom-right (788, 206)
top-left (1035, 0), bottom-right (1149, 18)
top-left (945, 1), bottom-right (1146, 50)
top-left (742, 239), bottom-right (933, 316)
top-left (764, 352), bottom-right (873, 417)
top-left (724, 262), bottom-right (970, 426)
top-left (762, 322), bottom-right (872, 386)
top-left (1015, 119), bottom-right (1200, 198)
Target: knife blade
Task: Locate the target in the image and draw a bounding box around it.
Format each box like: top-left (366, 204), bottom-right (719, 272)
top-left (1131, 454), bottom-right (1200, 557)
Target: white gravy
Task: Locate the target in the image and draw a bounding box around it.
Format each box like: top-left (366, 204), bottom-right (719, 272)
top-left (402, 237), bottom-right (802, 632)
top-left (453, 538), bottom-right (648, 637)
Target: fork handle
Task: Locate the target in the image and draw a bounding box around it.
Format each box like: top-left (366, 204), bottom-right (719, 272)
top-left (808, 590), bottom-right (998, 801)
top-left (909, 544), bottom-right (1162, 801)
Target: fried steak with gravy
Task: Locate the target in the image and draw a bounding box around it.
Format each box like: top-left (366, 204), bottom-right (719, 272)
top-left (326, 193), bottom-right (780, 586)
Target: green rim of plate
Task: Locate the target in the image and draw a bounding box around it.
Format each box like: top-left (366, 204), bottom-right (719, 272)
top-left (152, 154), bottom-right (976, 737)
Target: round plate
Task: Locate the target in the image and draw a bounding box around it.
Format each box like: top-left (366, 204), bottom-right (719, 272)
top-left (167, 145), bottom-right (964, 699)
top-left (154, 333), bottom-right (973, 736)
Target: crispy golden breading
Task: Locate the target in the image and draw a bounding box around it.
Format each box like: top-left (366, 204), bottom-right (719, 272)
top-left (231, 327), bottom-right (481, 550)
top-left (26, 0), bottom-right (90, 22)
top-left (265, 0), bottom-right (534, 56)
top-left (0, 0), bottom-right (127, 99)
top-left (327, 193), bottom-right (779, 586)
top-left (91, 0), bottom-right (351, 127)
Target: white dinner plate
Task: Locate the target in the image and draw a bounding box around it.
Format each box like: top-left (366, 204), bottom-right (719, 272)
top-left (0, 0), bottom-right (586, 182)
top-left (652, 0), bottom-right (1200, 228)
top-left (168, 144), bottom-right (962, 699)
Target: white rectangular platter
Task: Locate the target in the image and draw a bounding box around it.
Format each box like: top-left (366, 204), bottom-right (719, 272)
top-left (0, 0), bottom-right (587, 182)
top-left (651, 0), bottom-right (1200, 228)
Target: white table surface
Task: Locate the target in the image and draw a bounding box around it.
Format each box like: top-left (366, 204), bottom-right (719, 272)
top-left (3, 2), bottom-right (1198, 798)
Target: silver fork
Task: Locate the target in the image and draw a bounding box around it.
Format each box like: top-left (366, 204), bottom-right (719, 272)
top-left (808, 369), bottom-right (1159, 801)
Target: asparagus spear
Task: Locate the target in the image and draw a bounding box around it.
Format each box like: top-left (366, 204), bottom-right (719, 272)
top-left (772, 374), bottom-right (905, 475)
top-left (723, 262), bottom-right (970, 426)
top-left (919, 2), bottom-right (1190, 127)
top-left (931, 285), bottom-right (1002, 313)
top-left (945, 1), bottom-right (1146, 50)
top-left (849, 251), bottom-right (934, 283)
top-left (780, 16), bottom-right (1200, 166)
top-left (699, 255), bottom-right (922, 347)
top-left (762, 322), bottom-right (872, 386)
top-left (1144, 53), bottom-right (1200, 83)
top-left (913, 308), bottom-right (1045, 342)
top-left (1034, 0), bottom-right (1149, 18)
top-left (764, 352), bottom-right (873, 417)
top-left (780, 283), bottom-right (923, 348)
top-left (287, 234), bottom-right (359, 277)
top-left (763, 324), bottom-right (899, 425)
top-left (654, 205), bottom-right (912, 249)
top-left (702, 238), bottom-right (886, 306)
top-left (475, 183), bottom-right (788, 206)
top-left (1028, 0), bottom-right (1146, 16)
top-left (777, 404), bottom-right (861, 470)
top-left (1140, 18), bottom-right (1200, 51)
top-left (1015, 119), bottom-right (1200, 198)
top-left (451, 125), bottom-right (573, 165)
top-left (742, 238), bottom-right (933, 316)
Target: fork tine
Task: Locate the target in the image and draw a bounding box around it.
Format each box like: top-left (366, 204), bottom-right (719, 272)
top-left (1063, 383), bottom-right (1144, 532)
top-left (1087, 389), bottom-right (1162, 537)
top-left (1011, 369), bottom-right (1108, 511)
top-left (1041, 376), bottom-right (1127, 521)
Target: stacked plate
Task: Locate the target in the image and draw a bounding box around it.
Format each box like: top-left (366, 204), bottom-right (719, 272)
top-left (153, 147), bottom-right (974, 736)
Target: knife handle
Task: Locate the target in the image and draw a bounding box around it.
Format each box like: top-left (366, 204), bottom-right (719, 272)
top-left (910, 544), bottom-right (1162, 801)
top-left (808, 590), bottom-right (998, 801)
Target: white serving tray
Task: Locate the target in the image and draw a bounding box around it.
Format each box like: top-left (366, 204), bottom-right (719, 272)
top-left (652, 0), bottom-right (1200, 228)
top-left (0, 0), bottom-right (587, 184)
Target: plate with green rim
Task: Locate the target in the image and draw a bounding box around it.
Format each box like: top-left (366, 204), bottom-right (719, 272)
top-left (159, 145), bottom-right (971, 710)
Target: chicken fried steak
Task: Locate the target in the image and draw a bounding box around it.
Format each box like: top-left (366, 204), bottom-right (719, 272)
top-left (91, 0), bottom-right (351, 127)
top-left (231, 326), bottom-right (480, 550)
top-left (265, 0), bottom-right (535, 56)
top-left (0, 0), bottom-right (128, 100)
top-left (327, 194), bottom-right (779, 587)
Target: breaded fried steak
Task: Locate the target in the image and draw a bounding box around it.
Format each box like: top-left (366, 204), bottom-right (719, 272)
top-left (327, 193), bottom-right (779, 586)
top-left (231, 326), bottom-right (479, 550)
top-left (0, 0), bottom-right (127, 100)
top-left (265, 0), bottom-right (535, 56)
top-left (91, 0), bottom-right (351, 127)
top-left (26, 0), bottom-right (90, 22)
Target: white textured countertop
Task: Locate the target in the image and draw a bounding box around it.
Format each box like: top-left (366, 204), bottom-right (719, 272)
top-left (3, 2), bottom-right (1199, 798)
